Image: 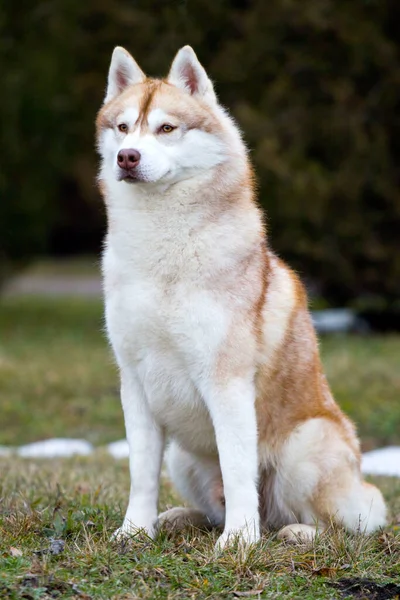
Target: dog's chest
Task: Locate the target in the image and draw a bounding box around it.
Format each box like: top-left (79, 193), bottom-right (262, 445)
top-left (103, 245), bottom-right (228, 453)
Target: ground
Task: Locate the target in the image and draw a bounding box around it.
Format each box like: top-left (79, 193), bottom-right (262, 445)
top-left (1, 456), bottom-right (399, 599)
top-left (1, 296), bottom-right (399, 449)
top-left (0, 294), bottom-right (400, 599)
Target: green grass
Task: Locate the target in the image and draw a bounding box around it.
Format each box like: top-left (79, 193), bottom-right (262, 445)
top-left (0, 297), bottom-right (399, 448)
top-left (21, 256), bottom-right (101, 277)
top-left (321, 336), bottom-right (400, 449)
top-left (0, 456), bottom-right (399, 600)
top-left (0, 298), bottom-right (120, 446)
top-left (0, 296), bottom-right (400, 598)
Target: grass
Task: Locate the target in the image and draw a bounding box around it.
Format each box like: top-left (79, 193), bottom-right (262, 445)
top-left (19, 257), bottom-right (101, 278)
top-left (0, 456), bottom-right (399, 599)
top-left (0, 298), bottom-right (119, 446)
top-left (0, 296), bottom-right (400, 598)
top-left (0, 297), bottom-right (399, 448)
top-left (321, 336), bottom-right (400, 449)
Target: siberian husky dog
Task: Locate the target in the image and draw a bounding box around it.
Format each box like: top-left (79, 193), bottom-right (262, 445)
top-left (96, 45), bottom-right (386, 549)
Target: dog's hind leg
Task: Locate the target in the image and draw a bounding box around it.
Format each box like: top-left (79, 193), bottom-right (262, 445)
top-left (276, 476), bottom-right (386, 544)
top-left (159, 441), bottom-right (225, 532)
top-left (266, 418), bottom-right (386, 543)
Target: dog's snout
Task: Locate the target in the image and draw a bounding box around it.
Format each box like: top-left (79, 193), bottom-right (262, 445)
top-left (117, 149), bottom-right (141, 169)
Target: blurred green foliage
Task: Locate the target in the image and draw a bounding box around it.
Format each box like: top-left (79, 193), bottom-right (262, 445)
top-left (1, 0), bottom-right (399, 304)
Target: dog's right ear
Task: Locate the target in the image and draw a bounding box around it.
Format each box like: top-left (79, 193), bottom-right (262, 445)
top-left (104, 47), bottom-right (145, 104)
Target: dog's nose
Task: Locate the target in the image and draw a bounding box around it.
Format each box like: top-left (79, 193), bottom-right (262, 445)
top-left (117, 149), bottom-right (141, 169)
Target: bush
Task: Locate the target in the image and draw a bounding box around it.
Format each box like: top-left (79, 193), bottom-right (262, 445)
top-left (1, 0), bottom-right (399, 304)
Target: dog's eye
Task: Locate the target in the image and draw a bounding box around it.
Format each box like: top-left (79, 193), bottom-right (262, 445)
top-left (118, 123), bottom-right (128, 133)
top-left (160, 124), bottom-right (175, 133)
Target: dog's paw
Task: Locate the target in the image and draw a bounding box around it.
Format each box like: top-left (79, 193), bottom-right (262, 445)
top-left (157, 507), bottom-right (191, 532)
top-left (277, 524), bottom-right (320, 545)
top-left (111, 526), bottom-right (131, 541)
top-left (158, 507), bottom-right (213, 533)
top-left (111, 520), bottom-right (156, 541)
top-left (215, 523), bottom-right (260, 553)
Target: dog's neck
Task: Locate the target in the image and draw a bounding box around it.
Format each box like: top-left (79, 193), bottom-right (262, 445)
top-left (101, 155), bottom-right (262, 283)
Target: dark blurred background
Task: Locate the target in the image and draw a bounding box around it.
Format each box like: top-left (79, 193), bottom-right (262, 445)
top-left (1, 0), bottom-right (400, 308)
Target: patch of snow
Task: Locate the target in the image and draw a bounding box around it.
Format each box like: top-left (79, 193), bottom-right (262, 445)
top-left (311, 309), bottom-right (368, 334)
top-left (0, 446), bottom-right (13, 457)
top-left (17, 438), bottom-right (93, 458)
top-left (107, 439), bottom-right (129, 459)
top-left (1, 436), bottom-right (399, 479)
top-left (361, 446), bottom-right (400, 477)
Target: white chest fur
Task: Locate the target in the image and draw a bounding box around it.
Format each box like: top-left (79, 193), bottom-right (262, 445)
top-left (103, 206), bottom-right (224, 454)
top-left (104, 265), bottom-right (226, 454)
top-left (102, 182), bottom-right (263, 455)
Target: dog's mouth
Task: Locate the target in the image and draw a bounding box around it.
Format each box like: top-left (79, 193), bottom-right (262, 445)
top-left (116, 167), bottom-right (172, 186)
top-left (117, 169), bottom-right (142, 184)
top-left (122, 174), bottom-right (139, 184)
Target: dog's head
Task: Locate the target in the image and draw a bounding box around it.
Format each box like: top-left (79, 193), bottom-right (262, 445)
top-left (96, 46), bottom-right (242, 188)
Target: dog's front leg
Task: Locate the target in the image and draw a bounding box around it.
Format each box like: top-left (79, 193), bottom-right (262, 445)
top-left (115, 371), bottom-right (164, 539)
top-left (203, 377), bottom-right (260, 550)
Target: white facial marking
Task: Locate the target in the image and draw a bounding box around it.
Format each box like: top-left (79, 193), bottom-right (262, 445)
top-left (119, 107), bottom-right (139, 129)
top-left (99, 103), bottom-right (228, 187)
top-left (147, 108), bottom-right (178, 132)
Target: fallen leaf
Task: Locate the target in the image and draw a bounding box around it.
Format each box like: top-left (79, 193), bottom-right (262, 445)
top-left (312, 566), bottom-right (338, 577)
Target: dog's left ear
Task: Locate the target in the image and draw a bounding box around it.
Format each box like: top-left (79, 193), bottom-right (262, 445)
top-left (167, 46), bottom-right (216, 104)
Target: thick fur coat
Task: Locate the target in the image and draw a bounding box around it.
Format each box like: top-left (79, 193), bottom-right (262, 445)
top-left (96, 46), bottom-right (386, 548)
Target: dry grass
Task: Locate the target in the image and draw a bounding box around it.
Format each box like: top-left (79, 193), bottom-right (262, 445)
top-left (0, 296), bottom-right (400, 597)
top-left (0, 456), bottom-right (399, 599)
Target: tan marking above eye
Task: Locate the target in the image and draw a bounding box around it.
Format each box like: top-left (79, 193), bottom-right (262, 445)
top-left (160, 124), bottom-right (175, 133)
top-left (117, 123), bottom-right (128, 133)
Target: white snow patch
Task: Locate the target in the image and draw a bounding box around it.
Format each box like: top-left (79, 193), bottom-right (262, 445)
top-left (0, 437), bottom-right (399, 478)
top-left (17, 438), bottom-right (93, 458)
top-left (107, 439), bottom-right (129, 459)
top-left (311, 309), bottom-right (368, 333)
top-left (0, 446), bottom-right (13, 457)
top-left (361, 446), bottom-right (400, 477)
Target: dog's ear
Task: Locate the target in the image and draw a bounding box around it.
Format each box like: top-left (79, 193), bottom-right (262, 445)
top-left (104, 47), bottom-right (145, 104)
top-left (167, 46), bottom-right (216, 104)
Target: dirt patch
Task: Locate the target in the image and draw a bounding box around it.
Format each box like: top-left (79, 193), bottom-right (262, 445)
top-left (332, 578), bottom-right (400, 600)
